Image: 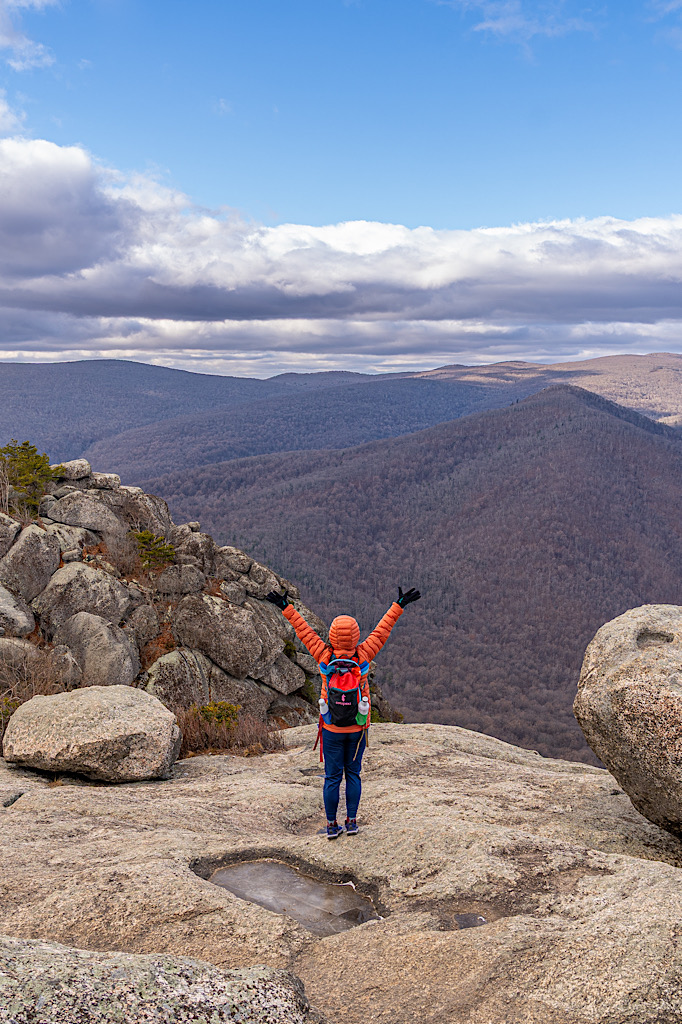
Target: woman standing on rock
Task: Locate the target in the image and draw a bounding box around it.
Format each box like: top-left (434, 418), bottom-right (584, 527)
top-left (266, 587), bottom-right (421, 839)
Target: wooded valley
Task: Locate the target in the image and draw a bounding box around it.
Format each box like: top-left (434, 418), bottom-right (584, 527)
top-left (146, 385), bottom-right (682, 764)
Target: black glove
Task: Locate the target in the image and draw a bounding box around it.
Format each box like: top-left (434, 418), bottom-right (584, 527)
top-left (397, 586), bottom-right (421, 608)
top-left (266, 589), bottom-right (289, 610)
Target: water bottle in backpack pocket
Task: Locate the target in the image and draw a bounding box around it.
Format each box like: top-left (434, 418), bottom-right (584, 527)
top-left (325, 658), bottom-right (367, 727)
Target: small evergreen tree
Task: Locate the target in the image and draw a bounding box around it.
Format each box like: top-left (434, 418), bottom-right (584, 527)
top-left (0, 439), bottom-right (61, 517)
top-left (132, 529), bottom-right (175, 569)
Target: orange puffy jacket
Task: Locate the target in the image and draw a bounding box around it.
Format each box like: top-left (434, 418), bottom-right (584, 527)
top-left (282, 602), bottom-right (403, 733)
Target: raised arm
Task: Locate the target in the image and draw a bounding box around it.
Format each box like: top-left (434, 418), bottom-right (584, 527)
top-left (357, 587), bottom-right (421, 662)
top-left (357, 602), bottom-right (402, 663)
top-left (266, 589), bottom-right (331, 663)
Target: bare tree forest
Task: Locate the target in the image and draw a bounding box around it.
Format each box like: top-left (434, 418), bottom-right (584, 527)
top-left (146, 386), bottom-right (682, 765)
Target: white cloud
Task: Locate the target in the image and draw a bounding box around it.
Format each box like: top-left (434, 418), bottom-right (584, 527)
top-left (0, 89), bottom-right (24, 132)
top-left (2, 137), bottom-right (682, 374)
top-left (0, 0), bottom-right (56, 70)
top-left (438, 0), bottom-right (594, 41)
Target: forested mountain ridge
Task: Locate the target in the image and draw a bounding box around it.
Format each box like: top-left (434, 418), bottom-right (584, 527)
top-left (2, 353), bottom-right (682, 477)
top-left (144, 384), bottom-right (682, 764)
top-left (0, 359), bottom-right (375, 463)
top-left (81, 376), bottom-right (520, 481)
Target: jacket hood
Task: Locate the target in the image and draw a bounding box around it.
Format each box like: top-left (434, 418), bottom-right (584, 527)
top-left (329, 615), bottom-right (360, 656)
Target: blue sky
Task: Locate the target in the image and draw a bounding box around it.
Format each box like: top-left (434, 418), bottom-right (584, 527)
top-left (7, 0), bottom-right (682, 229)
top-left (2, 0), bottom-right (682, 374)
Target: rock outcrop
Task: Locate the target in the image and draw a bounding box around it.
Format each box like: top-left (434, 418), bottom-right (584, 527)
top-left (0, 583), bottom-right (34, 637)
top-left (1, 722), bottom-right (682, 1023)
top-left (2, 685), bottom-right (181, 781)
top-left (574, 603), bottom-right (682, 836)
top-left (33, 563), bottom-right (135, 637)
top-left (56, 611), bottom-right (140, 687)
top-left (0, 936), bottom-right (318, 1024)
top-left (0, 524), bottom-right (60, 602)
top-left (0, 459), bottom-right (395, 745)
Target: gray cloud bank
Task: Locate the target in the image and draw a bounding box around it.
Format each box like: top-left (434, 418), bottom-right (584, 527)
top-left (1, 137), bottom-right (682, 375)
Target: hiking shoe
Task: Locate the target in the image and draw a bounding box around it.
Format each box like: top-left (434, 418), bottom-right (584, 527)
top-left (345, 817), bottom-right (359, 835)
top-left (326, 821), bottom-right (343, 840)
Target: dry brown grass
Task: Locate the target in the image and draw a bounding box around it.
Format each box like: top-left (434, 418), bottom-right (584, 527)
top-left (176, 705), bottom-right (284, 759)
top-left (204, 578), bottom-right (228, 599)
top-left (99, 532), bottom-right (140, 576)
top-left (0, 643), bottom-right (70, 742)
top-left (140, 621), bottom-right (177, 670)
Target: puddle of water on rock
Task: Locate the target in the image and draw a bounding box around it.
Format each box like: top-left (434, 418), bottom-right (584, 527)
top-left (209, 859), bottom-right (381, 936)
top-left (453, 913), bottom-right (487, 929)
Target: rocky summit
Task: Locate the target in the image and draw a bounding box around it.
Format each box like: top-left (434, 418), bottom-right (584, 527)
top-left (2, 458), bottom-right (682, 1022)
top-left (2, 723), bottom-right (682, 1023)
top-left (0, 457), bottom-right (364, 737)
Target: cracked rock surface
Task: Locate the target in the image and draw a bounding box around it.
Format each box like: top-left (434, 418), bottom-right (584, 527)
top-left (1, 722), bottom-right (682, 1023)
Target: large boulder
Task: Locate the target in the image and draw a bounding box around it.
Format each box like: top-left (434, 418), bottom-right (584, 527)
top-left (0, 513), bottom-right (20, 560)
top-left (51, 458), bottom-right (91, 481)
top-left (98, 487), bottom-right (173, 537)
top-left (2, 685), bottom-right (181, 781)
top-left (170, 528), bottom-right (217, 574)
top-left (145, 648), bottom-right (211, 709)
top-left (242, 560), bottom-right (282, 600)
top-left (48, 492), bottom-right (123, 534)
top-left (156, 564), bottom-right (206, 596)
top-left (254, 653), bottom-right (306, 696)
top-left (0, 937), bottom-right (315, 1024)
top-left (124, 603), bottom-right (160, 649)
top-left (574, 604), bottom-right (682, 836)
top-left (213, 545), bottom-right (253, 576)
top-left (56, 612), bottom-right (140, 687)
top-left (0, 525), bottom-right (60, 602)
top-left (208, 667), bottom-right (272, 720)
top-left (43, 522), bottom-right (98, 554)
top-left (32, 563), bottom-right (134, 637)
top-left (172, 595), bottom-right (266, 679)
top-left (0, 583), bottom-right (34, 637)
top-left (88, 472), bottom-right (121, 490)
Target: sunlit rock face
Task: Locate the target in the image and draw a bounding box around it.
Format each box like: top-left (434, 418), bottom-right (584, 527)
top-left (2, 722), bottom-right (682, 1024)
top-left (575, 604), bottom-right (682, 837)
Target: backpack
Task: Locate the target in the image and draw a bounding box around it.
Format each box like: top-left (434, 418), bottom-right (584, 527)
top-left (325, 657), bottom-right (364, 727)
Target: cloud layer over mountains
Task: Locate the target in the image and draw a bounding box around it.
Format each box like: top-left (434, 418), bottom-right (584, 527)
top-left (2, 136), bottom-right (682, 374)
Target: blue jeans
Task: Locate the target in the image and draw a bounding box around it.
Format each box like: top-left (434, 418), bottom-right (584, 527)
top-left (322, 730), bottom-right (366, 822)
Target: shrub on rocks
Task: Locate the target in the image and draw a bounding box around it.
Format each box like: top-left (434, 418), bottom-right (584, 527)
top-left (176, 701), bottom-right (283, 758)
top-left (0, 440), bottom-right (62, 517)
top-left (132, 530), bottom-right (175, 570)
